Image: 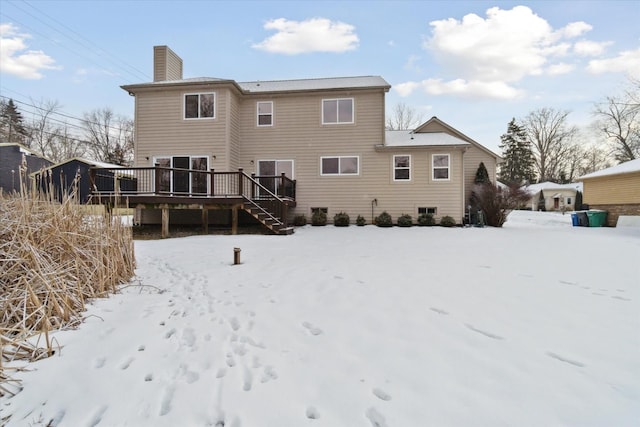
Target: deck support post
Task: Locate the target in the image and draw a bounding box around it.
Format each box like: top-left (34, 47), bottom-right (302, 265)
top-left (231, 205), bottom-right (238, 235)
top-left (161, 206), bottom-right (169, 238)
top-left (202, 208), bottom-right (208, 234)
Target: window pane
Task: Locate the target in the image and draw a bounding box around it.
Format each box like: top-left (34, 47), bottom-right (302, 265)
top-left (434, 168), bottom-right (449, 179)
top-left (338, 99), bottom-right (353, 123)
top-left (200, 94), bottom-right (214, 118)
top-left (433, 155), bottom-right (449, 167)
top-left (258, 102), bottom-right (272, 114)
top-left (322, 157), bottom-right (339, 174)
top-left (340, 157), bottom-right (358, 174)
top-left (157, 158), bottom-right (171, 192)
top-left (395, 156), bottom-right (410, 168)
top-left (185, 95), bottom-right (199, 118)
top-left (395, 169), bottom-right (410, 180)
top-left (191, 157), bottom-right (208, 194)
top-left (258, 115), bottom-right (272, 125)
top-left (323, 100), bottom-right (337, 123)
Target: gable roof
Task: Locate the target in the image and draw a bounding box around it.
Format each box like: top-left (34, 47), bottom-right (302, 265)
top-left (123, 75), bottom-right (391, 95)
top-left (578, 158), bottom-right (640, 179)
top-left (523, 181), bottom-right (583, 195)
top-left (411, 117), bottom-right (501, 160)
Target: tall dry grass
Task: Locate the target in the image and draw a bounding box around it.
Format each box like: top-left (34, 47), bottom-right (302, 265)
top-left (0, 188), bottom-right (135, 396)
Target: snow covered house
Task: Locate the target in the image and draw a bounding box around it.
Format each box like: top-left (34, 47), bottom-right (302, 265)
top-left (91, 45), bottom-right (500, 235)
top-left (578, 158), bottom-right (640, 226)
top-left (523, 181), bottom-right (583, 212)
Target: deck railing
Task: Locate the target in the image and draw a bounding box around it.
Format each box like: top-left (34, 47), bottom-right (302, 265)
top-left (89, 166), bottom-right (295, 226)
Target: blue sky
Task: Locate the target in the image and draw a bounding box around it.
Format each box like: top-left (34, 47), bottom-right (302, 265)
top-left (1, 0), bottom-right (638, 154)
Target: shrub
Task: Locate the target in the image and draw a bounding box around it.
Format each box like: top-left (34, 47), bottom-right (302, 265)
top-left (356, 215), bottom-right (366, 226)
top-left (417, 213), bottom-right (435, 226)
top-left (333, 211), bottom-right (350, 227)
top-left (311, 210), bottom-right (327, 226)
top-left (375, 211), bottom-right (393, 227)
top-left (440, 216), bottom-right (456, 227)
top-left (293, 214), bottom-right (307, 226)
top-left (397, 213), bottom-right (412, 227)
top-left (470, 183), bottom-right (531, 227)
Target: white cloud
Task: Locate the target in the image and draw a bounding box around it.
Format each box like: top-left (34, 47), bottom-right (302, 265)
top-left (573, 40), bottom-right (612, 56)
top-left (394, 78), bottom-right (523, 100)
top-left (404, 54), bottom-right (421, 72)
top-left (546, 63), bottom-right (575, 75)
top-left (252, 18), bottom-right (359, 54)
top-left (587, 48), bottom-right (640, 76)
top-left (559, 21), bottom-right (592, 38)
top-left (0, 23), bottom-right (59, 79)
top-left (420, 6), bottom-right (611, 99)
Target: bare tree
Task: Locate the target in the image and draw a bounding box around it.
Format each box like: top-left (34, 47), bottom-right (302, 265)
top-left (522, 108), bottom-right (578, 182)
top-left (579, 144), bottom-right (612, 176)
top-left (386, 103), bottom-right (425, 130)
top-left (592, 89), bottom-right (639, 163)
top-left (82, 108), bottom-right (134, 166)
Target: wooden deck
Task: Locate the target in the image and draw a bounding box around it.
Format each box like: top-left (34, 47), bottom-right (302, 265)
top-left (89, 167), bottom-right (296, 237)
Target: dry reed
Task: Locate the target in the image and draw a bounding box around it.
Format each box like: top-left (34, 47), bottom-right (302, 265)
top-left (0, 187), bottom-right (135, 396)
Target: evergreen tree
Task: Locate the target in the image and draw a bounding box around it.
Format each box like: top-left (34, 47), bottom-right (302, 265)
top-left (474, 162), bottom-right (490, 184)
top-left (498, 118), bottom-right (536, 185)
top-left (0, 99), bottom-right (28, 145)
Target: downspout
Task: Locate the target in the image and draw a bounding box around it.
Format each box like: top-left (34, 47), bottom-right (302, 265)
top-left (461, 147), bottom-right (467, 224)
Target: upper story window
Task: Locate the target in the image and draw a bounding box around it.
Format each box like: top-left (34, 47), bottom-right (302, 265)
top-left (184, 93), bottom-right (215, 119)
top-left (321, 156), bottom-right (359, 175)
top-left (257, 101), bottom-right (273, 126)
top-left (432, 154), bottom-right (450, 181)
top-left (393, 155), bottom-right (411, 181)
top-left (322, 98), bottom-right (354, 124)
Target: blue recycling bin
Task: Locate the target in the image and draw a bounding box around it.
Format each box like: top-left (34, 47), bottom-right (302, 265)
top-left (571, 213), bottom-right (579, 226)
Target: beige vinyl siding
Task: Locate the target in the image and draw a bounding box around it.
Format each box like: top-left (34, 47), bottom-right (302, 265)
top-left (228, 93), bottom-right (242, 170)
top-left (463, 146), bottom-right (497, 204)
top-left (153, 46), bottom-right (182, 82)
top-left (583, 172), bottom-right (640, 205)
top-left (133, 86), bottom-right (231, 168)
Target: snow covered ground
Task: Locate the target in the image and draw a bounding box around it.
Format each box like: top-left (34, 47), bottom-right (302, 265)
top-left (2, 211), bottom-right (639, 427)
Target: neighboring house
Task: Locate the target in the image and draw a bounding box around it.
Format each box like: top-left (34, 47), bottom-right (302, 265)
top-left (107, 45), bottom-right (499, 232)
top-left (578, 158), bottom-right (640, 226)
top-left (523, 181), bottom-right (582, 212)
top-left (0, 143), bottom-right (53, 193)
top-left (33, 158), bottom-right (133, 204)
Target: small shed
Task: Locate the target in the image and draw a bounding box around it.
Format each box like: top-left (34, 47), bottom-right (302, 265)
top-left (0, 143), bottom-right (53, 193)
top-left (33, 158), bottom-right (136, 204)
top-left (578, 159), bottom-right (640, 226)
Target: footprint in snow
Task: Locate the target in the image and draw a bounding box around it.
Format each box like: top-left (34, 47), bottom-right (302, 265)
top-left (546, 351), bottom-right (585, 367)
top-left (430, 307), bottom-right (449, 315)
top-left (302, 321), bottom-right (323, 336)
top-left (465, 324), bottom-right (504, 340)
top-left (372, 388), bottom-right (392, 401)
top-left (365, 407), bottom-right (388, 427)
top-left (611, 295), bottom-right (631, 301)
top-left (306, 406), bottom-right (320, 419)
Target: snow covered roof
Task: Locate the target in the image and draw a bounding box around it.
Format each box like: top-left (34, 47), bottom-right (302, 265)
top-left (124, 76), bottom-right (391, 94)
top-left (523, 181), bottom-right (583, 195)
top-left (238, 76), bottom-right (390, 93)
top-left (384, 131), bottom-right (470, 148)
top-left (579, 158), bottom-right (640, 179)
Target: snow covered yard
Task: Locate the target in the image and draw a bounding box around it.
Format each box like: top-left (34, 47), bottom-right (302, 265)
top-left (2, 211), bottom-right (639, 427)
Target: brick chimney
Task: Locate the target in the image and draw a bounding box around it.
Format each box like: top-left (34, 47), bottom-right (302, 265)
top-left (153, 45), bottom-right (183, 82)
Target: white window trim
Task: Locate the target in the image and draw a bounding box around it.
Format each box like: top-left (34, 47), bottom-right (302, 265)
top-left (432, 153), bottom-right (450, 181)
top-left (183, 92), bottom-right (216, 120)
top-left (321, 98), bottom-right (354, 125)
top-left (320, 156), bottom-right (360, 176)
top-left (257, 101), bottom-right (273, 127)
top-left (393, 154), bottom-right (411, 182)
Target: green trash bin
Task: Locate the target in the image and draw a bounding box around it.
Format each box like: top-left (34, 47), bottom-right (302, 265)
top-left (586, 210), bottom-right (608, 227)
